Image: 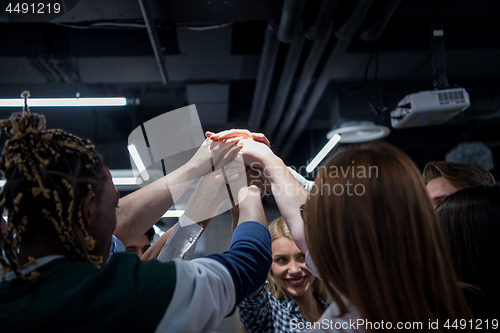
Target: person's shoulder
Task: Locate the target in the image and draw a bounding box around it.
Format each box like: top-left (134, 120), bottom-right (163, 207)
top-left (97, 254), bottom-right (177, 297)
top-left (106, 252), bottom-right (176, 272)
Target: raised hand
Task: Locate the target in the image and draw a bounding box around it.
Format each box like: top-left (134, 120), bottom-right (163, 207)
top-left (236, 138), bottom-right (275, 169)
top-left (205, 130), bottom-right (275, 170)
top-left (187, 137), bottom-right (241, 179)
top-left (206, 130), bottom-right (271, 148)
top-left (205, 129), bottom-right (251, 141)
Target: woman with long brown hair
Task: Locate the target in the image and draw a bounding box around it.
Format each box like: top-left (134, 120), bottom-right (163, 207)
top-left (303, 141), bottom-right (472, 332)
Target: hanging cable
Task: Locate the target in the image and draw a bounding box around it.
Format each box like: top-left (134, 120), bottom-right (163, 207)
top-left (363, 43), bottom-right (391, 116)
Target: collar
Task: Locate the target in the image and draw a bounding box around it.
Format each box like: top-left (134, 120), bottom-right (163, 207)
top-left (3, 255), bottom-right (65, 281)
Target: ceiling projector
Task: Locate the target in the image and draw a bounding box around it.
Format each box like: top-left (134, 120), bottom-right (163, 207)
top-left (390, 88), bottom-right (470, 129)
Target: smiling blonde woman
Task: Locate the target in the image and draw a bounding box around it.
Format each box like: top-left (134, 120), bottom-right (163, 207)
top-left (238, 217), bottom-right (330, 333)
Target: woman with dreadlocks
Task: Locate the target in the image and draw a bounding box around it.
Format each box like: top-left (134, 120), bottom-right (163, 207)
top-left (0, 92), bottom-right (272, 333)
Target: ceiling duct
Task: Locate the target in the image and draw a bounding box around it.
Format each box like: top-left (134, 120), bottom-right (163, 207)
top-left (277, 0), bottom-right (307, 43)
top-left (248, 21), bottom-right (280, 130)
top-left (272, 23), bottom-right (334, 146)
top-left (306, 0), bottom-right (338, 41)
top-left (335, 0), bottom-right (374, 41)
top-left (280, 38), bottom-right (351, 158)
top-left (277, 0), bottom-right (372, 153)
top-left (265, 34), bottom-right (307, 136)
top-left (279, 0), bottom-right (400, 158)
top-left (358, 0), bottom-right (402, 41)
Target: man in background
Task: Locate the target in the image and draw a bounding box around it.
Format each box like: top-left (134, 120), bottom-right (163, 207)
top-left (423, 161), bottom-right (495, 207)
top-left (126, 226), bottom-right (155, 259)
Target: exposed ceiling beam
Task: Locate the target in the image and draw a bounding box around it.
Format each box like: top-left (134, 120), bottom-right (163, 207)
top-left (138, 0), bottom-right (169, 85)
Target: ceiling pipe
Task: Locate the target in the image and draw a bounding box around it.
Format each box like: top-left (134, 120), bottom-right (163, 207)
top-left (265, 34), bottom-right (306, 138)
top-left (273, 24), bottom-right (334, 150)
top-left (280, 39), bottom-right (351, 159)
top-left (358, 0), bottom-right (402, 41)
top-left (138, 0), bottom-right (169, 85)
top-left (280, 0), bottom-right (401, 159)
top-left (277, 0), bottom-right (307, 43)
top-left (267, 0), bottom-right (339, 139)
top-left (306, 0), bottom-right (339, 41)
top-left (335, 0), bottom-right (374, 41)
top-left (248, 21), bottom-right (280, 131)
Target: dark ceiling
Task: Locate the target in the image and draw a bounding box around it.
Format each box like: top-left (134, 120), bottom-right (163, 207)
top-left (1, 0), bottom-right (499, 184)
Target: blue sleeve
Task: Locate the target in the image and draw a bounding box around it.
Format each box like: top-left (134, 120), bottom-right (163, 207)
top-left (204, 221), bottom-right (272, 306)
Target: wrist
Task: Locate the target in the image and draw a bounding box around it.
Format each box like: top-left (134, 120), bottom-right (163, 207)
top-left (184, 158), bottom-right (210, 180)
top-left (261, 151), bottom-right (282, 168)
top-left (246, 150), bottom-right (279, 173)
top-left (185, 198), bottom-right (223, 223)
top-left (259, 156), bottom-right (286, 185)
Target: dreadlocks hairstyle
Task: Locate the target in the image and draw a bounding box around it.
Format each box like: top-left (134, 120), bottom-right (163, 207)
top-left (0, 91), bottom-right (107, 281)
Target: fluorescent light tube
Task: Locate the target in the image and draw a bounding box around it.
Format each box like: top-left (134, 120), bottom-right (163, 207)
top-left (0, 97), bottom-right (128, 107)
top-left (2, 176), bottom-right (143, 187)
top-left (127, 144), bottom-right (150, 181)
top-left (306, 134), bottom-right (341, 173)
top-left (0, 177), bottom-right (142, 187)
top-left (163, 210), bottom-right (185, 218)
top-left (112, 177), bottom-right (143, 186)
top-left (152, 224), bottom-right (165, 237)
top-left (1, 177), bottom-right (143, 187)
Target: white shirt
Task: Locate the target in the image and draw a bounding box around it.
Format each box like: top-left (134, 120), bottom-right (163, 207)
top-left (157, 215), bottom-right (204, 262)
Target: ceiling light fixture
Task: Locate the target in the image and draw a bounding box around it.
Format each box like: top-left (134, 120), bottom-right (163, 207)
top-left (306, 121), bottom-right (391, 173)
top-left (0, 176), bottom-right (143, 188)
top-left (127, 144), bottom-right (150, 181)
top-left (0, 97), bottom-right (137, 107)
top-left (326, 122), bottom-right (391, 143)
top-left (112, 177), bottom-right (143, 186)
top-left (163, 210), bottom-right (185, 218)
top-left (306, 134), bottom-right (341, 173)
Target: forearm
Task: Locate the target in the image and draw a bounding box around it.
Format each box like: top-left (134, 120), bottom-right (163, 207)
top-left (151, 179), bottom-right (226, 261)
top-left (155, 181), bottom-right (225, 260)
top-left (205, 221), bottom-right (272, 305)
top-left (155, 217), bottom-right (207, 262)
top-left (236, 186), bottom-right (267, 229)
top-left (114, 163), bottom-right (199, 246)
top-left (141, 224), bottom-right (175, 260)
top-left (259, 154), bottom-right (309, 253)
top-left (184, 185), bottom-right (226, 224)
top-left (229, 204), bottom-right (268, 298)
